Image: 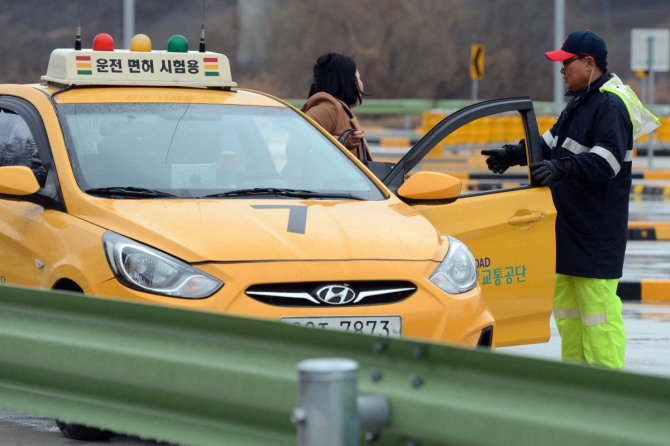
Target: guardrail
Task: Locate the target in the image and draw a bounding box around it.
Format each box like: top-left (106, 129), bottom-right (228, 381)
top-left (284, 98), bottom-right (471, 116)
top-left (284, 99), bottom-right (578, 117)
top-left (286, 99), bottom-right (670, 149)
top-left (284, 98), bottom-right (471, 128)
top-left (1, 285), bottom-right (669, 445)
top-left (286, 99), bottom-right (670, 117)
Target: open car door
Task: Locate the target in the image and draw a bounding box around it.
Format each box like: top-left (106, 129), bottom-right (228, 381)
top-left (382, 97), bottom-right (556, 347)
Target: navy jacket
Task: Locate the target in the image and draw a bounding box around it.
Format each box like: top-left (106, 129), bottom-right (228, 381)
top-left (541, 71), bottom-right (633, 279)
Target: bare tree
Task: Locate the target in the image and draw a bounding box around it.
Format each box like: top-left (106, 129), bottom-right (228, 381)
top-left (266, 0), bottom-right (468, 99)
top-left (263, 0), bottom-right (556, 100)
top-left (1, 0), bottom-right (669, 101)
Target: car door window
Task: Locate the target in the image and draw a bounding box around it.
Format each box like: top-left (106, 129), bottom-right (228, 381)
top-left (408, 111), bottom-right (531, 196)
top-left (385, 97), bottom-right (545, 194)
top-left (0, 109), bottom-right (47, 187)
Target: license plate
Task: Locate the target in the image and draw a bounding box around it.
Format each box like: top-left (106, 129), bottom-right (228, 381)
top-left (280, 316), bottom-right (401, 338)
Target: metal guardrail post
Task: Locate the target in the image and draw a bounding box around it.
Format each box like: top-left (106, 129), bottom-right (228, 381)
top-left (293, 358), bottom-right (391, 446)
top-left (294, 358), bottom-right (359, 446)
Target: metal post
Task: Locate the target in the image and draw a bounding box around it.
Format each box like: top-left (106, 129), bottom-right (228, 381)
top-left (123, 0), bottom-right (135, 50)
top-left (647, 36), bottom-right (655, 169)
top-left (553, 0), bottom-right (566, 115)
top-left (471, 79), bottom-right (478, 102)
top-left (294, 358), bottom-right (359, 446)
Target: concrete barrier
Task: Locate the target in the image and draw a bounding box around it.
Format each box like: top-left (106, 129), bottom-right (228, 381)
top-left (618, 280), bottom-right (670, 302)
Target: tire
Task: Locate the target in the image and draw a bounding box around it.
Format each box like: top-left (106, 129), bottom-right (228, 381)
top-left (56, 420), bottom-right (115, 441)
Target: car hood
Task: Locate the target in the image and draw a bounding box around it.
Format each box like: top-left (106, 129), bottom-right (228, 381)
top-left (75, 198), bottom-right (444, 263)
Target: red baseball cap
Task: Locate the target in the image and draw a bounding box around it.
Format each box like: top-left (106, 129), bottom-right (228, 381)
top-left (545, 30), bottom-right (607, 62)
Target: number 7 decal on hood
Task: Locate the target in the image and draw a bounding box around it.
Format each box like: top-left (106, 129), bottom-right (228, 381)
top-left (252, 205), bottom-right (307, 234)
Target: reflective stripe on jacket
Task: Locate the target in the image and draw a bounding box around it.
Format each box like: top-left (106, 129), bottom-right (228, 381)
top-left (599, 74), bottom-right (660, 140)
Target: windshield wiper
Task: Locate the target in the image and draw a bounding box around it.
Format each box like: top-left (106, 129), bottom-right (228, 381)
top-left (203, 188), bottom-right (364, 200)
top-left (85, 187), bottom-right (178, 198)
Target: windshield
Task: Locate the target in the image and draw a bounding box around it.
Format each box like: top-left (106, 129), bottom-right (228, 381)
top-left (58, 103), bottom-right (384, 200)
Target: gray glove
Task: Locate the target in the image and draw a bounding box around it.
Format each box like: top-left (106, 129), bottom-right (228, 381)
top-left (481, 144), bottom-right (522, 174)
top-left (530, 159), bottom-right (568, 185)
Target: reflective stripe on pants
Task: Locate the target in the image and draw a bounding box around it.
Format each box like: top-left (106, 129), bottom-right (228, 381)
top-left (553, 274), bottom-right (626, 369)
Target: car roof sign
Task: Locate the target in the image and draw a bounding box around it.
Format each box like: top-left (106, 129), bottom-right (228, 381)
top-left (41, 48), bottom-right (237, 88)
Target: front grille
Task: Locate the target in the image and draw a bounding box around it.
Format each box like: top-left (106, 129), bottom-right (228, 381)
top-left (246, 281), bottom-right (417, 307)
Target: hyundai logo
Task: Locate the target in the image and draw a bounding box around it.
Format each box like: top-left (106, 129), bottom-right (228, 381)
top-left (315, 285), bottom-right (357, 305)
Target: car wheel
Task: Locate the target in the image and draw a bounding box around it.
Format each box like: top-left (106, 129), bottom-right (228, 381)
top-left (56, 420), bottom-right (115, 441)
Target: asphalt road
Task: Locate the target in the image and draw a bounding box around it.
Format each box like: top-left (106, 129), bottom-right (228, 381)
top-left (500, 302), bottom-right (670, 378)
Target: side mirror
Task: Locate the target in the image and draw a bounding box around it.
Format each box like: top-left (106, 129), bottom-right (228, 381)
top-left (0, 166), bottom-right (41, 196)
top-left (396, 171), bottom-right (462, 202)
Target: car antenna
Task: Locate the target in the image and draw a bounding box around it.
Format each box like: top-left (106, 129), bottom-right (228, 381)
top-left (199, 0), bottom-right (206, 52)
top-left (74, 0), bottom-right (82, 50)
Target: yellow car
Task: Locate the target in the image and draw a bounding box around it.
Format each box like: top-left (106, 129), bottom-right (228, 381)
top-left (0, 34), bottom-right (555, 357)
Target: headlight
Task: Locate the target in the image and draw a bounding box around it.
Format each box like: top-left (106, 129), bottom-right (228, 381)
top-left (429, 236), bottom-right (478, 294)
top-left (103, 231), bottom-right (223, 299)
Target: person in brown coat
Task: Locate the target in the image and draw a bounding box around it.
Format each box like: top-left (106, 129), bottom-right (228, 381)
top-left (301, 53), bottom-right (372, 161)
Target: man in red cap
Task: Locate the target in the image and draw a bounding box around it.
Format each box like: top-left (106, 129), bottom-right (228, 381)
top-left (482, 30), bottom-right (659, 370)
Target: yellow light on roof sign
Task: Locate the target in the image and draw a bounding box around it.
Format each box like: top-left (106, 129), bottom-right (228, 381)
top-left (41, 49), bottom-right (237, 88)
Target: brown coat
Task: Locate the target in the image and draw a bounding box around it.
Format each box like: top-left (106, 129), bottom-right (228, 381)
top-left (301, 92), bottom-right (371, 161)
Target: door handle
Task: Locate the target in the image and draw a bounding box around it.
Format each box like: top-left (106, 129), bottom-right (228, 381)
top-left (508, 211), bottom-right (545, 226)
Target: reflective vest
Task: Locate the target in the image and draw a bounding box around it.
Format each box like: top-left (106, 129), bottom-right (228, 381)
top-left (599, 74), bottom-right (660, 139)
